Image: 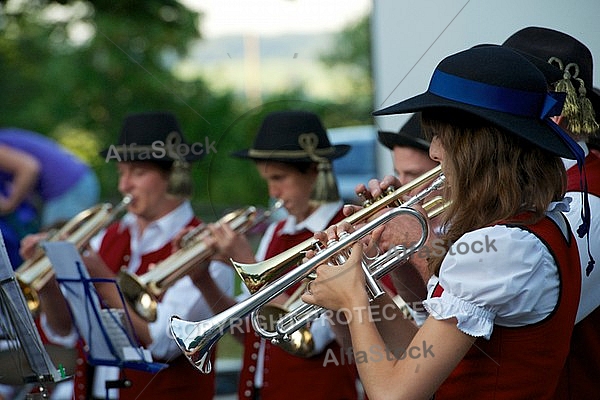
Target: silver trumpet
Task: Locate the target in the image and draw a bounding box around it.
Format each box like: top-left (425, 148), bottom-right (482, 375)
top-left (170, 171), bottom-right (445, 374)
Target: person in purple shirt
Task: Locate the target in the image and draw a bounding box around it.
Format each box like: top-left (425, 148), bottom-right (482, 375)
top-left (0, 127), bottom-right (99, 266)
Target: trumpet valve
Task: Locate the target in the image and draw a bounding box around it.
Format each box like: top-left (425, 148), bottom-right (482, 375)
top-left (356, 189), bottom-right (374, 208)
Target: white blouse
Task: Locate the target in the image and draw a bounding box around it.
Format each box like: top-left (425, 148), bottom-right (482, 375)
top-left (423, 200), bottom-right (570, 340)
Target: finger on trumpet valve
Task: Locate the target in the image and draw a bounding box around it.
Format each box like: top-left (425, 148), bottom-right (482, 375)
top-left (377, 185), bottom-right (396, 202)
top-left (356, 188), bottom-right (374, 207)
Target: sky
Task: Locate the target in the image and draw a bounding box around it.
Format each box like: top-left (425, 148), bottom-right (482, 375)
top-left (179, 0), bottom-right (372, 38)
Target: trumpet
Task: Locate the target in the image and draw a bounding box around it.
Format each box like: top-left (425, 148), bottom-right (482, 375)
top-left (16, 195), bottom-right (132, 315)
top-left (118, 201), bottom-right (283, 322)
top-left (252, 281), bottom-right (317, 358)
top-left (234, 165), bottom-right (443, 294)
top-left (170, 167), bottom-right (445, 374)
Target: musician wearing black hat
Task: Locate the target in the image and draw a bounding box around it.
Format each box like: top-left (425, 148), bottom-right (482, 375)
top-left (360, 114), bottom-right (441, 324)
top-left (503, 26), bottom-right (600, 400)
top-left (26, 111), bottom-right (233, 400)
top-left (192, 110), bottom-right (361, 400)
top-left (377, 113), bottom-right (438, 190)
top-left (302, 45), bottom-right (583, 399)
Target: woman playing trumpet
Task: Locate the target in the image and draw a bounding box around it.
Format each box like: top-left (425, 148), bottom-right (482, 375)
top-left (302, 45), bottom-right (584, 399)
top-left (22, 112), bottom-right (234, 400)
top-left (192, 110), bottom-right (363, 400)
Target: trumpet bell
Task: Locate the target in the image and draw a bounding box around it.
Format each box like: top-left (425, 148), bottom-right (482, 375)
top-left (170, 315), bottom-right (216, 374)
top-left (117, 270), bottom-right (158, 322)
top-left (255, 303), bottom-right (315, 357)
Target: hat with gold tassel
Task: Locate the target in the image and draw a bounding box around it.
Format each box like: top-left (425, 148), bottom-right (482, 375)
top-left (100, 111), bottom-right (202, 198)
top-left (503, 27), bottom-right (600, 138)
top-left (232, 110), bottom-right (351, 203)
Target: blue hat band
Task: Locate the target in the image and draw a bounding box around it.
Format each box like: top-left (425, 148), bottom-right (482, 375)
top-left (429, 70), bottom-right (563, 119)
top-left (428, 69), bottom-right (584, 164)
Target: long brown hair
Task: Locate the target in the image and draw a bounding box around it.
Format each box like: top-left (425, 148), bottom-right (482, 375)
top-left (421, 109), bottom-right (566, 274)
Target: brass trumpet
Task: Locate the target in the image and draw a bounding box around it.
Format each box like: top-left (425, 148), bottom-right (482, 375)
top-left (118, 202), bottom-right (283, 322)
top-left (233, 165), bottom-right (443, 294)
top-left (169, 166), bottom-right (445, 374)
top-left (251, 193), bottom-right (448, 346)
top-left (16, 195), bottom-right (132, 315)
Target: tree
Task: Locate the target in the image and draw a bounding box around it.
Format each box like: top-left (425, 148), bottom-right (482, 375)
top-left (0, 0), bottom-right (240, 210)
top-left (319, 13), bottom-right (373, 127)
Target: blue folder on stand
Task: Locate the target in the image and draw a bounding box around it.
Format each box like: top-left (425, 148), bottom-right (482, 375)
top-left (42, 241), bottom-right (167, 373)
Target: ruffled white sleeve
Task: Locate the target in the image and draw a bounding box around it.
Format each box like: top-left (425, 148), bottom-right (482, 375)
top-left (422, 224), bottom-right (560, 340)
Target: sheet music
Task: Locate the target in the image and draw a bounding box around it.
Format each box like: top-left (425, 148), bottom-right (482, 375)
top-left (42, 241), bottom-right (159, 369)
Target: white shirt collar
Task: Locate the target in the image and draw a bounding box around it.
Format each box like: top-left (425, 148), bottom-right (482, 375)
top-left (120, 201), bottom-right (195, 272)
top-left (279, 201), bottom-right (343, 235)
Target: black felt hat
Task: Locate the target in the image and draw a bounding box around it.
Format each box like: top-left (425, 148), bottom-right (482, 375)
top-left (101, 111), bottom-right (201, 197)
top-left (101, 111), bottom-right (203, 163)
top-left (503, 27), bottom-right (600, 135)
top-left (232, 110), bottom-right (350, 163)
top-left (377, 113), bottom-right (429, 152)
top-left (233, 110), bottom-right (351, 203)
top-left (373, 45), bottom-right (582, 160)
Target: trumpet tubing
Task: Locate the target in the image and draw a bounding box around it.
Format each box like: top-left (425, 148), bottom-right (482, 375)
top-left (118, 204), bottom-right (281, 322)
top-left (233, 165), bottom-right (444, 294)
top-left (170, 170), bottom-right (445, 374)
top-left (252, 207), bottom-right (430, 347)
top-left (423, 195), bottom-right (451, 219)
top-left (15, 196), bottom-right (132, 315)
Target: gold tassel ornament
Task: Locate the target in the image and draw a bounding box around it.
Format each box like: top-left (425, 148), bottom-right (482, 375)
top-left (575, 78), bottom-right (600, 135)
top-left (167, 159), bottom-right (193, 197)
top-left (165, 131), bottom-right (193, 197)
top-left (298, 133), bottom-right (340, 203)
top-left (549, 57), bottom-right (599, 136)
top-left (550, 59), bottom-right (580, 123)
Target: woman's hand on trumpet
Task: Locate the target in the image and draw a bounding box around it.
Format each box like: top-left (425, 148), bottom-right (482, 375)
top-left (301, 240), bottom-right (370, 315)
top-left (300, 223), bottom-right (370, 314)
top-left (207, 221), bottom-right (256, 266)
top-left (19, 232), bottom-right (50, 260)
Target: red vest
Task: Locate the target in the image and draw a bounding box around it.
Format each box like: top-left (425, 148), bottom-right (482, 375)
top-left (73, 218), bottom-right (216, 400)
top-left (566, 151), bottom-right (600, 196)
top-left (238, 208), bottom-right (360, 400)
top-left (433, 216), bottom-right (581, 400)
top-left (554, 153), bottom-right (600, 399)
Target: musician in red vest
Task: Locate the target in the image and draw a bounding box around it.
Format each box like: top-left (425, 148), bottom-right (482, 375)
top-left (193, 110), bottom-right (361, 399)
top-left (31, 111), bottom-right (234, 399)
top-left (502, 27), bottom-right (600, 400)
top-left (302, 45), bottom-right (583, 399)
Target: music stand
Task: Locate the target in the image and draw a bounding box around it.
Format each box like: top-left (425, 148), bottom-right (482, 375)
top-left (41, 242), bottom-right (167, 386)
top-left (0, 233), bottom-right (69, 399)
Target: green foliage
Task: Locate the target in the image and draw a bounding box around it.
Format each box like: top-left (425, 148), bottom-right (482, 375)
top-left (319, 13), bottom-right (373, 110)
top-left (0, 1), bottom-right (374, 216)
top-left (0, 0), bottom-right (241, 210)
